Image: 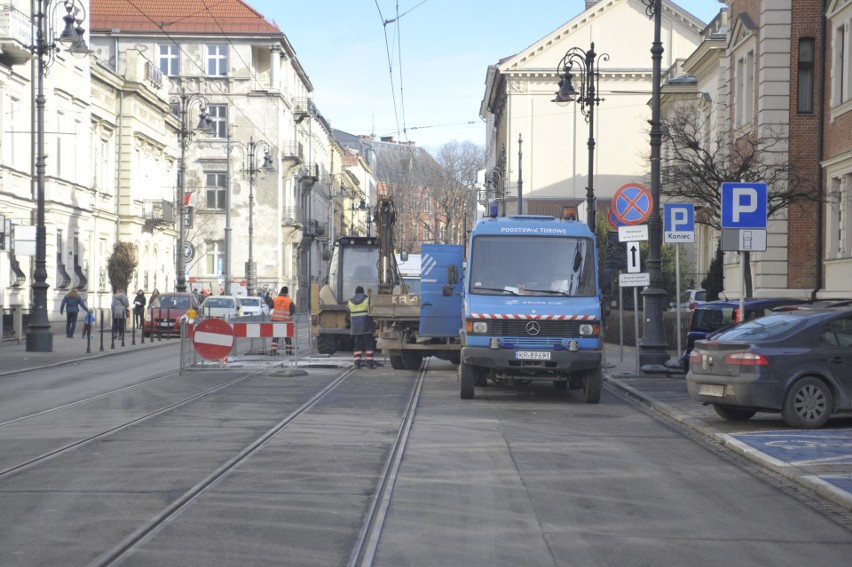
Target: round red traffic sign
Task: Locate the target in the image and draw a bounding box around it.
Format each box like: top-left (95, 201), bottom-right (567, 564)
top-left (192, 318), bottom-right (234, 360)
top-left (611, 183), bottom-right (653, 227)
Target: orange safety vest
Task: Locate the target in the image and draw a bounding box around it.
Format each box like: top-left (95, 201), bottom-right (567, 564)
top-left (271, 295), bottom-right (293, 322)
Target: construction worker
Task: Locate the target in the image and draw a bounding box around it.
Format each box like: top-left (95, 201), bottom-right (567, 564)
top-left (346, 285), bottom-right (375, 369)
top-left (270, 286), bottom-right (295, 355)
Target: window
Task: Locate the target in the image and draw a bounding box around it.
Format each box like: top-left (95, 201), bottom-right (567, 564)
top-left (207, 45), bottom-right (228, 76)
top-left (206, 104), bottom-right (227, 138)
top-left (798, 38), bottom-right (815, 113)
top-left (205, 240), bottom-right (225, 277)
top-left (736, 50), bottom-right (755, 127)
top-left (206, 173), bottom-right (227, 210)
top-left (158, 44), bottom-right (180, 76)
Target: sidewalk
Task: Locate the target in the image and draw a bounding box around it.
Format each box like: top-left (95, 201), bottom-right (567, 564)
top-left (0, 327), bottom-right (175, 377)
top-left (603, 342), bottom-right (852, 512)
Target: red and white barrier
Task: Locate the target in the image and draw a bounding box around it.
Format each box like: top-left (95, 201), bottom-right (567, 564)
top-left (188, 321), bottom-right (294, 338)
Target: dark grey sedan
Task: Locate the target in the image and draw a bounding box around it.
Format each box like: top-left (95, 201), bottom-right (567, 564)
top-left (686, 307), bottom-right (852, 428)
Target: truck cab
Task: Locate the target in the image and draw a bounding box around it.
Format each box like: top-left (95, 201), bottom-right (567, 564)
top-left (459, 215), bottom-right (604, 402)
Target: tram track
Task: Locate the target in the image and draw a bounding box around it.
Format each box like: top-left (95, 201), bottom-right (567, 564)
top-left (87, 361), bottom-right (428, 567)
top-left (0, 367), bottom-right (267, 481)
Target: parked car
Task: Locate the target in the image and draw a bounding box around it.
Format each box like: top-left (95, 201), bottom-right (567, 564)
top-left (686, 306), bottom-right (852, 428)
top-left (237, 296), bottom-right (269, 317)
top-left (679, 298), bottom-right (807, 372)
top-left (679, 288), bottom-right (707, 310)
top-left (144, 292), bottom-right (200, 337)
top-left (199, 295), bottom-right (241, 320)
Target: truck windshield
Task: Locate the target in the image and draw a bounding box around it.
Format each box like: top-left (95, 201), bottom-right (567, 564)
top-left (341, 246), bottom-right (379, 299)
top-left (468, 236), bottom-right (596, 297)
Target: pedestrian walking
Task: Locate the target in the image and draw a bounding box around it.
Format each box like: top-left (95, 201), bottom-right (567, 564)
top-left (270, 286), bottom-right (295, 355)
top-left (132, 290), bottom-right (147, 328)
top-left (346, 285), bottom-right (375, 369)
top-left (111, 289), bottom-right (130, 340)
top-left (59, 288), bottom-right (88, 338)
top-left (81, 309), bottom-right (96, 339)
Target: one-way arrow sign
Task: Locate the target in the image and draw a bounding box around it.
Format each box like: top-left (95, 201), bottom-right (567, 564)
top-left (627, 242), bottom-right (641, 273)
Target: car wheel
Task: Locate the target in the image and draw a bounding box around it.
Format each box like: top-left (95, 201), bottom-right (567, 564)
top-left (713, 404), bottom-right (756, 421)
top-left (782, 376), bottom-right (833, 429)
top-left (582, 367), bottom-right (602, 404)
top-left (460, 361), bottom-right (476, 399)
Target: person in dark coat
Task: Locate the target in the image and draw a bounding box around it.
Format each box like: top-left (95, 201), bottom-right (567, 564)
top-left (346, 285), bottom-right (375, 369)
top-left (132, 290), bottom-right (147, 329)
top-left (59, 288), bottom-right (88, 338)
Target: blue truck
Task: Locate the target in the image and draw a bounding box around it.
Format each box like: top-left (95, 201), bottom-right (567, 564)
top-left (435, 213), bottom-right (605, 402)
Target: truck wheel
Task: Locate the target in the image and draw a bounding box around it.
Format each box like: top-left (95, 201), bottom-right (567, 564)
top-left (390, 355), bottom-right (405, 370)
top-left (402, 351), bottom-right (423, 370)
top-left (317, 335), bottom-right (336, 355)
top-left (582, 367), bottom-right (602, 404)
top-left (460, 361), bottom-right (476, 399)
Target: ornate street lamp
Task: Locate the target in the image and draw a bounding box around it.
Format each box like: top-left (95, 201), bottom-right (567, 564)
top-left (170, 89), bottom-right (214, 293)
top-left (553, 42), bottom-right (609, 233)
top-left (484, 168), bottom-right (504, 217)
top-left (245, 138), bottom-right (275, 296)
top-left (638, 0), bottom-right (669, 369)
top-left (27, 0), bottom-right (90, 352)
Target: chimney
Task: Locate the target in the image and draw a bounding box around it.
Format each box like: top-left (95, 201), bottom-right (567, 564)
top-left (585, 0), bottom-right (600, 9)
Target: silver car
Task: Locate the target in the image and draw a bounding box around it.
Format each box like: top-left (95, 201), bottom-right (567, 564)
top-left (199, 295), bottom-right (241, 320)
top-left (237, 296), bottom-right (269, 317)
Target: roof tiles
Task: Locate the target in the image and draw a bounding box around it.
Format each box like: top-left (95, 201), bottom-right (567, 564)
top-left (89, 0), bottom-right (281, 35)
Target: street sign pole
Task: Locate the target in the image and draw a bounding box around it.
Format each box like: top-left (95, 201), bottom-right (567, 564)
top-left (675, 243), bottom-right (682, 359)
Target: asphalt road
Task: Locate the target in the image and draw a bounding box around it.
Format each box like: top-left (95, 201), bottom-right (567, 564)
top-left (0, 350), bottom-right (849, 566)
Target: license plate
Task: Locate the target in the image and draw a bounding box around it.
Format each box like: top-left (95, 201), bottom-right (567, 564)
top-left (698, 384), bottom-right (724, 397)
top-left (515, 351), bottom-right (551, 360)
top-left (159, 321), bottom-right (171, 327)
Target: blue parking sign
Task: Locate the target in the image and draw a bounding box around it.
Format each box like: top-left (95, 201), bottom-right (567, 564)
top-left (721, 182), bottom-right (767, 228)
top-left (664, 204), bottom-right (694, 232)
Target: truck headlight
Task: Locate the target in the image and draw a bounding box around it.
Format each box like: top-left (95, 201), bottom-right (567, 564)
top-left (579, 323), bottom-right (600, 337)
top-left (466, 321), bottom-right (488, 333)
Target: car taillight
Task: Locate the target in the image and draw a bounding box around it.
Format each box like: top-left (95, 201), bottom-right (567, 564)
top-left (689, 351), bottom-right (702, 363)
top-left (732, 308), bottom-right (739, 324)
top-left (724, 352), bottom-right (769, 366)
top-left (689, 301), bottom-right (697, 310)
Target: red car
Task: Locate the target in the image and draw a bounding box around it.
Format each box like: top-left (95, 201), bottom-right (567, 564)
top-left (143, 292), bottom-right (200, 337)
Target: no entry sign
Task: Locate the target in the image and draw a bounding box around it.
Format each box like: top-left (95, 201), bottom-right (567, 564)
top-left (193, 318), bottom-right (234, 360)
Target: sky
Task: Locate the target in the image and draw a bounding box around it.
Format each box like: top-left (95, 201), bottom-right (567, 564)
top-left (250, 0), bottom-right (723, 151)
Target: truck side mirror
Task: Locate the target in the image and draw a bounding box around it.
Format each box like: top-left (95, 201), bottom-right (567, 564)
top-left (400, 251), bottom-right (409, 262)
top-left (448, 264), bottom-right (458, 285)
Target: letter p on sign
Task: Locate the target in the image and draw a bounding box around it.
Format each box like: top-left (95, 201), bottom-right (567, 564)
top-left (721, 182), bottom-right (767, 229)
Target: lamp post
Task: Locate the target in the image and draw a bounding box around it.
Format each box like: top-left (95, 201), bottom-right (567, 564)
top-left (485, 168), bottom-right (504, 217)
top-left (553, 42), bottom-right (609, 233)
top-left (27, 0), bottom-right (90, 353)
top-left (170, 89), bottom-right (214, 293)
top-left (637, 0), bottom-right (669, 368)
top-left (245, 137), bottom-right (274, 296)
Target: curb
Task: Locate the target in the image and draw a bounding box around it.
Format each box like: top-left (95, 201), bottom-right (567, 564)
top-left (604, 375), bottom-right (852, 512)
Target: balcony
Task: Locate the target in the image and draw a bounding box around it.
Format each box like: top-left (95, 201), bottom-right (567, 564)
top-left (281, 142), bottom-right (304, 165)
top-left (282, 207), bottom-right (300, 227)
top-left (0, 6), bottom-right (32, 66)
top-left (302, 219), bottom-right (326, 238)
top-left (142, 199), bottom-right (176, 230)
top-left (293, 98), bottom-right (315, 123)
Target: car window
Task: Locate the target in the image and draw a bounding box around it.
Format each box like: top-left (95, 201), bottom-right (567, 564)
top-left (694, 291), bottom-right (707, 302)
top-left (820, 316), bottom-right (852, 348)
top-left (691, 307), bottom-right (735, 332)
top-left (714, 314), bottom-right (803, 341)
top-left (240, 298), bottom-right (260, 306)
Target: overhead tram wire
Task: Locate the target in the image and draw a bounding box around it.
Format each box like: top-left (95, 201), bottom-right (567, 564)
top-left (374, 0), bottom-right (403, 142)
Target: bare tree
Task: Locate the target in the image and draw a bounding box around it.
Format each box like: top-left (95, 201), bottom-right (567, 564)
top-left (429, 141), bottom-right (485, 244)
top-left (660, 104), bottom-right (819, 296)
